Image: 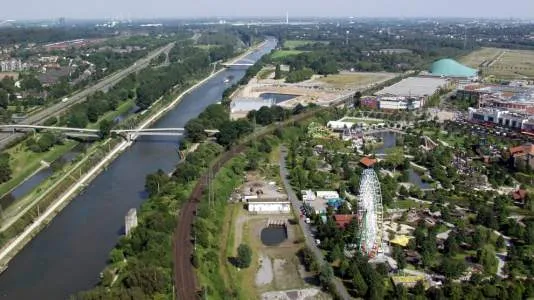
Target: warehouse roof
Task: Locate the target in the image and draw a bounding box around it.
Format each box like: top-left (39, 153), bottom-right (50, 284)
top-left (376, 77), bottom-right (448, 98)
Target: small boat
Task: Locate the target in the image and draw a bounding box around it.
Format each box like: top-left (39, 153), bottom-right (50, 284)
top-left (223, 78), bottom-right (230, 83)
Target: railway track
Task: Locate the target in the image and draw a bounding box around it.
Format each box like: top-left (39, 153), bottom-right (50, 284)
top-left (173, 98), bottom-right (351, 299)
top-left (174, 144), bottom-right (245, 299)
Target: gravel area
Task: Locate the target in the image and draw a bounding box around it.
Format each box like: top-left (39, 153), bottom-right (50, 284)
top-left (256, 254), bottom-right (274, 286)
top-left (261, 288), bottom-right (325, 300)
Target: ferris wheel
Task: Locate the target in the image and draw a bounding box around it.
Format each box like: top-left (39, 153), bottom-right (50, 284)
top-left (357, 168), bottom-right (384, 257)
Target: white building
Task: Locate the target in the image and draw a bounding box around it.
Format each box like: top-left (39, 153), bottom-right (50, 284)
top-left (315, 191), bottom-right (340, 199)
top-left (468, 107), bottom-right (528, 129)
top-left (0, 59), bottom-right (23, 72)
top-left (125, 208), bottom-right (138, 236)
top-left (247, 197), bottom-right (291, 214)
top-left (327, 120), bottom-right (356, 130)
top-left (378, 96), bottom-right (424, 110)
top-left (301, 190), bottom-right (316, 201)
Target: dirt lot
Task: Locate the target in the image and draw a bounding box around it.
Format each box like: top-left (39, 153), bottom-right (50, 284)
top-left (231, 70), bottom-right (396, 119)
top-left (228, 205), bottom-right (327, 298)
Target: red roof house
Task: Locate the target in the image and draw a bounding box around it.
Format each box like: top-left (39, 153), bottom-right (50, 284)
top-left (334, 214), bottom-right (356, 228)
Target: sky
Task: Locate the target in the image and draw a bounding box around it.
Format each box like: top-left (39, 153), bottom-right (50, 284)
top-left (2, 0), bottom-right (534, 20)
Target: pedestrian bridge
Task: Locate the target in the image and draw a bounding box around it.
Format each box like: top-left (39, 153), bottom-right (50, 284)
top-left (0, 125), bottom-right (219, 141)
top-left (221, 58), bottom-right (255, 68)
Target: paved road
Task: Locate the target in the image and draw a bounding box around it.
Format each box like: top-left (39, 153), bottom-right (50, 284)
top-left (279, 146), bottom-right (352, 300)
top-left (0, 42), bottom-right (175, 149)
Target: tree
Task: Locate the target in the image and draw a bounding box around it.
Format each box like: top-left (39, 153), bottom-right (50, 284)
top-left (477, 245), bottom-right (498, 275)
top-left (274, 64), bottom-right (282, 79)
top-left (98, 119), bottom-right (114, 137)
top-left (109, 248), bottom-right (124, 263)
top-left (439, 257), bottom-right (466, 279)
top-left (0, 89), bottom-right (8, 109)
top-left (444, 232), bottom-right (459, 257)
top-left (319, 262), bottom-right (333, 288)
top-left (353, 91), bottom-right (362, 108)
top-left (496, 235), bottom-right (505, 249)
top-left (185, 118), bottom-right (207, 142)
top-left (145, 169), bottom-right (169, 196)
top-left (412, 280), bottom-right (426, 297)
top-left (385, 147), bottom-right (404, 172)
top-left (0, 153), bottom-right (11, 183)
top-left (392, 245), bottom-right (406, 269)
top-left (352, 269), bottom-right (368, 297)
top-left (235, 243), bottom-right (252, 268)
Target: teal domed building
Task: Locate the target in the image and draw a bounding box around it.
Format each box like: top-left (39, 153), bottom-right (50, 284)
top-left (430, 59), bottom-right (478, 78)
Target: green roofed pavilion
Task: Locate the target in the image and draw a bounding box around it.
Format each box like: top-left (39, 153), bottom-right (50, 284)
top-left (430, 58), bottom-right (478, 78)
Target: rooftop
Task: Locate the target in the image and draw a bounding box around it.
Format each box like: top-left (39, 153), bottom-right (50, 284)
top-left (248, 196), bottom-right (289, 203)
top-left (376, 77), bottom-right (448, 98)
top-left (333, 214), bottom-right (356, 228)
top-left (360, 156), bottom-right (377, 168)
top-left (510, 144), bottom-right (534, 157)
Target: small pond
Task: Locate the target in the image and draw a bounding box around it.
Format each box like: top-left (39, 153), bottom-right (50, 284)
top-left (408, 169), bottom-right (431, 189)
top-left (259, 93), bottom-right (299, 104)
top-left (260, 226), bottom-right (288, 246)
top-left (0, 146), bottom-right (85, 209)
top-left (373, 131), bottom-right (398, 154)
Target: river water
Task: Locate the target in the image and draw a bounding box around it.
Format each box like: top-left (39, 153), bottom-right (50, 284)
top-left (0, 38), bottom-right (276, 300)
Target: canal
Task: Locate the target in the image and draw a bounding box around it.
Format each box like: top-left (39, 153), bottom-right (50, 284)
top-left (0, 39), bottom-right (276, 300)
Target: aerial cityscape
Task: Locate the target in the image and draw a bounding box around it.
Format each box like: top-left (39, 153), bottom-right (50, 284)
top-left (0, 1), bottom-right (534, 300)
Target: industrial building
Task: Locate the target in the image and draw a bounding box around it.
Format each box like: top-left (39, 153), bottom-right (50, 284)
top-left (459, 84), bottom-right (534, 114)
top-left (376, 77), bottom-right (449, 98)
top-left (467, 107), bottom-right (534, 134)
top-left (374, 77), bottom-right (449, 110)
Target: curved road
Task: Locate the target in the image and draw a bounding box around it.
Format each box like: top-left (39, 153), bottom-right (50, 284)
top-left (279, 146), bottom-right (352, 300)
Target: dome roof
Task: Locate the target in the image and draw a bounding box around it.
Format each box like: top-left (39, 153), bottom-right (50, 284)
top-left (430, 59), bottom-right (478, 78)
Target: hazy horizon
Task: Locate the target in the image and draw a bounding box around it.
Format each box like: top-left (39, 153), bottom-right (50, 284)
top-left (2, 0), bottom-right (534, 21)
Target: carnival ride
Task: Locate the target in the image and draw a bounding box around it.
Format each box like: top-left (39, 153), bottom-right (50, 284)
top-left (357, 168), bottom-right (384, 257)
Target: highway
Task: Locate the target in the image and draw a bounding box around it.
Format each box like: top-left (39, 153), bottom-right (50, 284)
top-left (0, 42), bottom-right (175, 150)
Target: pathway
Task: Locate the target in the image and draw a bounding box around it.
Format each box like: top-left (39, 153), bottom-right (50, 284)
top-left (279, 146), bottom-right (352, 300)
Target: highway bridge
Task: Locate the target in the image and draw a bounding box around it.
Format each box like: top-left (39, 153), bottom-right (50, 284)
top-left (0, 42), bottom-right (176, 149)
top-left (0, 125), bottom-right (219, 141)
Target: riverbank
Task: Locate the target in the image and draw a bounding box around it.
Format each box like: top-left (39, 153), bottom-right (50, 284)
top-left (0, 40), bottom-right (269, 271)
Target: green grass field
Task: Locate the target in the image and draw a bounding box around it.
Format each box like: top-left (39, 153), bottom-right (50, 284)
top-left (317, 72), bottom-right (396, 89)
top-left (283, 40), bottom-right (327, 49)
top-left (271, 50), bottom-right (304, 59)
top-left (460, 47), bottom-right (534, 79)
